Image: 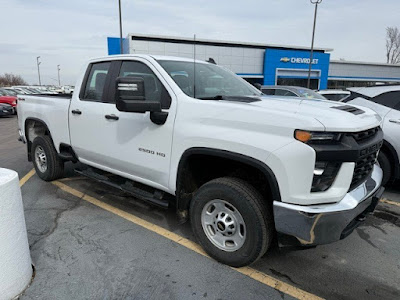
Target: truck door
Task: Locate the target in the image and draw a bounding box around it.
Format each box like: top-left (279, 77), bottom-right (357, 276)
top-left (69, 61), bottom-right (113, 166)
top-left (86, 58), bottom-right (176, 191)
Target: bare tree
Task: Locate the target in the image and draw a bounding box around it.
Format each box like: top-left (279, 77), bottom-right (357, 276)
top-left (386, 26), bottom-right (400, 64)
top-left (0, 73), bottom-right (28, 87)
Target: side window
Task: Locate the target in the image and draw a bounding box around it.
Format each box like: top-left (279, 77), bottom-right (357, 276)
top-left (371, 91), bottom-right (400, 109)
top-left (275, 89), bottom-right (297, 97)
top-left (119, 61), bottom-right (171, 109)
top-left (395, 100), bottom-right (400, 111)
top-left (262, 89), bottom-right (275, 95)
top-left (82, 62), bottom-right (111, 101)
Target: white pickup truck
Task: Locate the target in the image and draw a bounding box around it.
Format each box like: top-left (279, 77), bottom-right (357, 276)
top-left (17, 55), bottom-right (384, 267)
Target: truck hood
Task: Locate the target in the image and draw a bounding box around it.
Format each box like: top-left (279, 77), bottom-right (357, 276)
top-left (247, 96), bottom-right (382, 132)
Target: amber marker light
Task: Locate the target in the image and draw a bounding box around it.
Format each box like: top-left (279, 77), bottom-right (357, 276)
top-left (295, 130), bottom-right (312, 143)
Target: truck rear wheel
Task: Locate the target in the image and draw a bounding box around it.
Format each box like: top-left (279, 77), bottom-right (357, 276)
top-left (31, 135), bottom-right (64, 181)
top-left (190, 177), bottom-right (273, 267)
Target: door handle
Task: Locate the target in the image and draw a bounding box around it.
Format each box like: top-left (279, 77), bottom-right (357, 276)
top-left (389, 119), bottom-right (400, 124)
top-left (71, 109), bottom-right (82, 115)
top-left (105, 114), bottom-right (119, 120)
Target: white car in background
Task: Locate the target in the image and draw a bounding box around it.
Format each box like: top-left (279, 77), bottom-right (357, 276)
top-left (61, 85), bottom-right (74, 94)
top-left (261, 85), bottom-right (327, 100)
top-left (346, 85), bottom-right (400, 185)
top-left (318, 90), bottom-right (350, 102)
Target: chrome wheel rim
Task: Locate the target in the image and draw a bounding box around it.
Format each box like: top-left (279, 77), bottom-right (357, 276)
top-left (201, 199), bottom-right (246, 252)
top-left (35, 146), bottom-right (47, 173)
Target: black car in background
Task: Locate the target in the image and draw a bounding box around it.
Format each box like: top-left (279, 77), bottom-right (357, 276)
top-left (0, 103), bottom-right (14, 117)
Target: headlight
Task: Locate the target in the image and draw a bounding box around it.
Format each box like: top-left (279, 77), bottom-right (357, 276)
top-left (311, 161), bottom-right (342, 192)
top-left (295, 130), bottom-right (342, 143)
top-left (295, 130), bottom-right (344, 192)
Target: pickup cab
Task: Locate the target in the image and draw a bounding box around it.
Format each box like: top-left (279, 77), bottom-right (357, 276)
top-left (17, 55), bottom-right (384, 267)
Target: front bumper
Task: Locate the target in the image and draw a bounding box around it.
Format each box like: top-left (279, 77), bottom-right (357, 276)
top-left (273, 164), bottom-right (384, 247)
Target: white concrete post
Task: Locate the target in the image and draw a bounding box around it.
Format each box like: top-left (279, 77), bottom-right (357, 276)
top-left (0, 169), bottom-right (32, 300)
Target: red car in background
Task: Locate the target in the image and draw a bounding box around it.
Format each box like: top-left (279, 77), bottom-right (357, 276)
top-left (0, 89), bottom-right (18, 113)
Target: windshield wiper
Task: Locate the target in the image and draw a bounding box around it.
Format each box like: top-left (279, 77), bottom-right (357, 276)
top-left (198, 95), bottom-right (261, 103)
top-left (198, 95), bottom-right (225, 100)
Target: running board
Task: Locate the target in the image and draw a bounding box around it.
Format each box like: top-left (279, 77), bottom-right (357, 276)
top-left (74, 168), bottom-right (169, 209)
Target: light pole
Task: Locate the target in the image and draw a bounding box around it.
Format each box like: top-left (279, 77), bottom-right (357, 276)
top-left (118, 0), bottom-right (123, 54)
top-left (307, 0), bottom-right (322, 89)
top-left (57, 65), bottom-right (61, 86)
top-left (36, 56), bottom-right (42, 86)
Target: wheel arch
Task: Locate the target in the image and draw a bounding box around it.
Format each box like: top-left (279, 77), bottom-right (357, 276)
top-left (175, 147), bottom-right (281, 214)
top-left (24, 118), bottom-right (54, 161)
top-left (381, 140), bottom-right (400, 179)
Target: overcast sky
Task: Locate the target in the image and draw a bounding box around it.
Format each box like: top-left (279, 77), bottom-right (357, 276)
top-left (0, 0), bottom-right (398, 85)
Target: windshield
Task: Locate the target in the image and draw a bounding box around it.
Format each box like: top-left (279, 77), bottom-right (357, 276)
top-left (295, 88), bottom-right (327, 100)
top-left (157, 60), bottom-right (262, 99)
top-left (323, 93), bottom-right (349, 101)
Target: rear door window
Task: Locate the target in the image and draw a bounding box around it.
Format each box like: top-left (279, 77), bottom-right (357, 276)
top-left (82, 62), bottom-right (111, 101)
top-left (371, 91), bottom-right (400, 109)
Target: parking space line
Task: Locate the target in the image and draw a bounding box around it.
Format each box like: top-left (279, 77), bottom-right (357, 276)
top-left (52, 180), bottom-right (323, 300)
top-left (380, 198), bottom-right (400, 207)
top-left (19, 169), bottom-right (35, 187)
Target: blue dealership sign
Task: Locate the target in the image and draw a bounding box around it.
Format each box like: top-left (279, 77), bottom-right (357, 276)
top-left (263, 48), bottom-right (330, 89)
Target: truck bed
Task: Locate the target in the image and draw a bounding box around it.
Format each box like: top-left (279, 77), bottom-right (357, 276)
top-left (17, 94), bottom-right (72, 152)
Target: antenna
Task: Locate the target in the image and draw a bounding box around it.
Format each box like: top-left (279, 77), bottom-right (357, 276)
top-left (193, 34), bottom-right (196, 99)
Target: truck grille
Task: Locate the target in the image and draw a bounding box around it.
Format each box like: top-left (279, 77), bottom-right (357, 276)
top-left (348, 127), bottom-right (381, 190)
top-left (348, 127), bottom-right (379, 142)
top-left (350, 151), bottom-right (379, 190)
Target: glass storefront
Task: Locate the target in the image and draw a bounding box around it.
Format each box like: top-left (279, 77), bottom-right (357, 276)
top-left (277, 78), bottom-right (320, 90)
top-left (327, 80), bottom-right (397, 89)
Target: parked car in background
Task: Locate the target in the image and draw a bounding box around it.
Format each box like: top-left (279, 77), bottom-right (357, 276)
top-left (11, 87), bottom-right (31, 95)
top-left (345, 85), bottom-right (400, 185)
top-left (61, 85), bottom-right (74, 94)
top-left (318, 90), bottom-right (350, 101)
top-left (261, 85), bottom-right (327, 100)
top-left (0, 88), bottom-right (18, 96)
top-left (0, 103), bottom-right (14, 116)
top-left (13, 86), bottom-right (42, 94)
top-left (0, 90), bottom-right (17, 112)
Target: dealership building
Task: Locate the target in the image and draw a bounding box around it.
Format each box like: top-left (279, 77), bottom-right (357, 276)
top-left (108, 33), bottom-right (400, 90)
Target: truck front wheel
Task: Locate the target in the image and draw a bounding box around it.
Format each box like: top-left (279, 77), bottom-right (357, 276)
top-left (377, 151), bottom-right (392, 186)
top-left (190, 177), bottom-right (273, 267)
top-left (31, 135), bottom-right (64, 181)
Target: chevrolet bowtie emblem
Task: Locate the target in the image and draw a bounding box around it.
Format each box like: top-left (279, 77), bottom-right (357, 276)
top-left (280, 57), bottom-right (291, 63)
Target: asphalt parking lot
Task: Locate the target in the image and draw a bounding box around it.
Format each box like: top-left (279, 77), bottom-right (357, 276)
top-left (1, 115), bottom-right (400, 300)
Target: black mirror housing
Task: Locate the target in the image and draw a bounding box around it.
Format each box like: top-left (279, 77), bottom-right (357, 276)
top-left (115, 77), bottom-right (161, 113)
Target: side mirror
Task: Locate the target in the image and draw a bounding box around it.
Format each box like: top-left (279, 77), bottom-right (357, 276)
top-left (115, 77), bottom-right (161, 113)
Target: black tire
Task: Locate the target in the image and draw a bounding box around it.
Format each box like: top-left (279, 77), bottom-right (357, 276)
top-left (190, 177), bottom-right (273, 267)
top-left (378, 151), bottom-right (392, 186)
top-left (31, 135), bottom-right (64, 181)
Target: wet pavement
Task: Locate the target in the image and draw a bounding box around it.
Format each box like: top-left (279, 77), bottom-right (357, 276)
top-left (1, 116), bottom-right (399, 300)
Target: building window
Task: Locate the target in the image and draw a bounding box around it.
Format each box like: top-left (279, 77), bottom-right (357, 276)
top-left (277, 78), bottom-right (319, 90)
